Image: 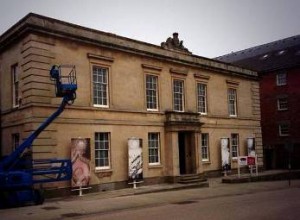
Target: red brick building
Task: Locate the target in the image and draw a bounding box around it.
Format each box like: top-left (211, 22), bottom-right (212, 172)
top-left (217, 35), bottom-right (300, 169)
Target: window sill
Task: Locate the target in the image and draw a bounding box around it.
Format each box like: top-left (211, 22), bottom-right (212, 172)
top-left (95, 169), bottom-right (113, 178)
top-left (95, 167), bottom-right (112, 172)
top-left (148, 164), bottom-right (163, 169)
top-left (173, 110), bottom-right (185, 113)
top-left (147, 109), bottom-right (159, 112)
top-left (202, 161), bottom-right (211, 164)
top-left (93, 104), bottom-right (109, 108)
top-left (278, 109), bottom-right (288, 111)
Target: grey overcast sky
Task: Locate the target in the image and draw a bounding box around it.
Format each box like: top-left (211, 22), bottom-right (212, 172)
top-left (0, 0), bottom-right (299, 58)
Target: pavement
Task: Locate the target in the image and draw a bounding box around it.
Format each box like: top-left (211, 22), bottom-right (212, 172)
top-left (1, 170), bottom-right (300, 220)
top-left (222, 169), bottom-right (300, 183)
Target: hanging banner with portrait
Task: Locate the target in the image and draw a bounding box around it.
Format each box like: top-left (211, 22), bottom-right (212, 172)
top-left (128, 137), bottom-right (143, 183)
top-left (71, 138), bottom-right (91, 187)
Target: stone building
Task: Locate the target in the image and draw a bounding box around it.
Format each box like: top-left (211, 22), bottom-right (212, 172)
top-left (0, 13), bottom-right (262, 192)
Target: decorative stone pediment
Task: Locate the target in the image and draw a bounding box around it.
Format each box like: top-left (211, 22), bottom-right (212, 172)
top-left (161, 33), bottom-right (191, 54)
top-left (165, 111), bottom-right (202, 132)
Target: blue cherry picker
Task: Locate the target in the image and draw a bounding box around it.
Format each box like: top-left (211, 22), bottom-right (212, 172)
top-left (0, 65), bottom-right (77, 208)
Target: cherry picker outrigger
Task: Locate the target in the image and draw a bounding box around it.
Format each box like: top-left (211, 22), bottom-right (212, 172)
top-left (0, 65), bottom-right (77, 208)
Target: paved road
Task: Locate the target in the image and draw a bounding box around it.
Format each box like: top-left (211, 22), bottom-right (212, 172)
top-left (84, 187), bottom-right (300, 220)
top-left (1, 178), bottom-right (299, 220)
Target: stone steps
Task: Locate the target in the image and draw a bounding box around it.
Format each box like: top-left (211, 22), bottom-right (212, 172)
top-left (178, 174), bottom-right (207, 184)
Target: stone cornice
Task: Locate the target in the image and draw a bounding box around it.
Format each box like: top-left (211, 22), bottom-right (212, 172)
top-left (0, 13), bottom-right (258, 79)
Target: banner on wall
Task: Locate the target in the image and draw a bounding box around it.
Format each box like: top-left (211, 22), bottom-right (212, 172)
top-left (71, 138), bottom-right (91, 187)
top-left (221, 138), bottom-right (231, 172)
top-left (247, 137), bottom-right (256, 156)
top-left (128, 137), bottom-right (143, 183)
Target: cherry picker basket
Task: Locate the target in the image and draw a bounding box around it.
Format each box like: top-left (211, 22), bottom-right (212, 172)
top-left (50, 65), bottom-right (77, 103)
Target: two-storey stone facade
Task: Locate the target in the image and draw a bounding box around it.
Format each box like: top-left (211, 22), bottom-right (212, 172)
top-left (0, 14), bottom-right (262, 192)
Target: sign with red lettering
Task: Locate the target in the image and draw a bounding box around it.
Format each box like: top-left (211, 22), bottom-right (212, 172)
top-left (247, 156), bottom-right (256, 165)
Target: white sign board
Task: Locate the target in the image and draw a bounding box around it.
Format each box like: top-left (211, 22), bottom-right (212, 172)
top-left (238, 156), bottom-right (248, 166)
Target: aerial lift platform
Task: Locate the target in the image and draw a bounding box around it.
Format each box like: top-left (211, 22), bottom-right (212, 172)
top-left (0, 65), bottom-right (77, 208)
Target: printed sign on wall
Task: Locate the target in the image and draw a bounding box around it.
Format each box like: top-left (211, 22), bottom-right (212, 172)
top-left (128, 137), bottom-right (143, 182)
top-left (71, 138), bottom-right (91, 187)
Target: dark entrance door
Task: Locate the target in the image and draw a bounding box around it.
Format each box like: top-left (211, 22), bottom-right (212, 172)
top-left (178, 132), bottom-right (195, 175)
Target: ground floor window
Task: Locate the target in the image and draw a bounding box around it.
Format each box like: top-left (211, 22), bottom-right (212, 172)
top-left (201, 133), bottom-right (209, 161)
top-left (148, 133), bottom-right (160, 165)
top-left (95, 132), bottom-right (110, 169)
top-left (231, 134), bottom-right (239, 158)
top-left (12, 133), bottom-right (20, 151)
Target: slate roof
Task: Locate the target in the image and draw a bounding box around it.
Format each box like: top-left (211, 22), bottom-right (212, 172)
top-left (215, 35), bottom-right (300, 72)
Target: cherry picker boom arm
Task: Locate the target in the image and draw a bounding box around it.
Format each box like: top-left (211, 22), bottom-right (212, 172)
top-left (0, 65), bottom-right (76, 171)
top-left (0, 97), bottom-right (69, 171)
top-left (0, 65), bottom-right (77, 207)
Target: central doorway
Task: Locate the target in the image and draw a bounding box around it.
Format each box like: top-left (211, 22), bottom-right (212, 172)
top-left (178, 132), bottom-right (196, 175)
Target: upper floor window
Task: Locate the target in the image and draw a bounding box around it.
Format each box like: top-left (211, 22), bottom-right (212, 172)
top-left (276, 71), bottom-right (287, 86)
top-left (277, 97), bottom-right (288, 111)
top-left (279, 124), bottom-right (290, 136)
top-left (95, 132), bottom-right (111, 169)
top-left (93, 66), bottom-right (109, 107)
top-left (231, 134), bottom-right (239, 158)
top-left (197, 83), bottom-right (207, 114)
top-left (12, 64), bottom-right (20, 108)
top-left (146, 74), bottom-right (158, 111)
top-left (148, 133), bottom-right (161, 165)
top-left (201, 133), bottom-right (209, 162)
top-left (228, 88), bottom-right (237, 117)
top-left (173, 79), bottom-right (184, 112)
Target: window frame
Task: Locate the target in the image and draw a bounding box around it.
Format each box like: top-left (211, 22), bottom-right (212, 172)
top-left (197, 83), bottom-right (207, 115)
top-left (92, 66), bottom-right (109, 108)
top-left (94, 132), bottom-right (111, 170)
top-left (201, 133), bottom-right (209, 162)
top-left (173, 79), bottom-right (185, 112)
top-left (276, 71), bottom-right (287, 86)
top-left (146, 74), bottom-right (159, 111)
top-left (12, 133), bottom-right (20, 151)
top-left (277, 97), bottom-right (288, 111)
top-left (148, 132), bottom-right (161, 165)
top-left (12, 64), bottom-right (20, 108)
top-left (228, 88), bottom-right (237, 117)
top-left (279, 124), bottom-right (290, 136)
top-left (231, 134), bottom-right (239, 159)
